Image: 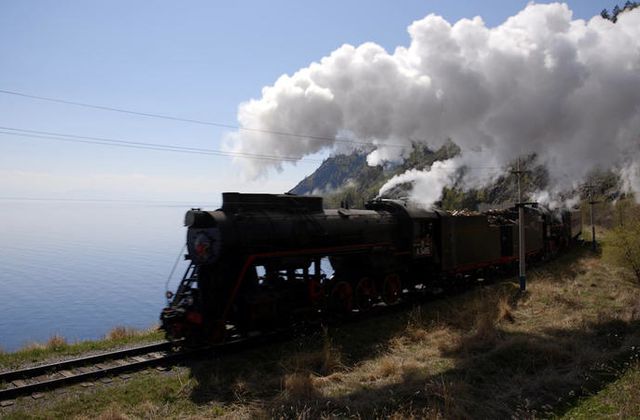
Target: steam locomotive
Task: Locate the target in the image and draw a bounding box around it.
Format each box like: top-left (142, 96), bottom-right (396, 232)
top-left (160, 192), bottom-right (581, 344)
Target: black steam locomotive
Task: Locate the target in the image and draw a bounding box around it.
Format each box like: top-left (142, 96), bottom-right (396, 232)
top-left (160, 192), bottom-right (581, 344)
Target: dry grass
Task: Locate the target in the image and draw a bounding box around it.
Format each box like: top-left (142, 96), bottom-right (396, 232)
top-left (497, 295), bottom-right (515, 323)
top-left (47, 334), bottom-right (68, 350)
top-left (1, 326), bottom-right (164, 370)
top-left (95, 406), bottom-right (129, 420)
top-left (20, 334), bottom-right (68, 352)
top-left (105, 326), bottom-right (138, 341)
top-left (5, 246), bottom-right (640, 419)
top-left (281, 327), bottom-right (343, 377)
top-left (16, 327), bottom-right (152, 353)
top-left (74, 399), bottom-right (186, 420)
top-left (282, 372), bottom-right (318, 399)
top-left (255, 248), bottom-right (640, 418)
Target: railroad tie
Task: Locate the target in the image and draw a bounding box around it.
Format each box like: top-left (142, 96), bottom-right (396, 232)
top-left (0, 341), bottom-right (176, 399)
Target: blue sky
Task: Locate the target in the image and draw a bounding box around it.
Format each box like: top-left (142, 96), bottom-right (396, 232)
top-left (0, 1), bottom-right (612, 203)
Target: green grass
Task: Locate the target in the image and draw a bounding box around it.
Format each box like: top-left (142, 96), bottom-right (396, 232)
top-left (0, 327), bottom-right (164, 370)
top-left (560, 362), bottom-right (640, 419)
top-left (1, 369), bottom-right (216, 420)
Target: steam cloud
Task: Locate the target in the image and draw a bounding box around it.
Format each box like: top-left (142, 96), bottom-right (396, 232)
top-left (225, 3), bottom-right (640, 207)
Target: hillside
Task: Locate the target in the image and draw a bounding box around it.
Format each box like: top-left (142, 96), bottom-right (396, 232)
top-left (289, 144), bottom-right (625, 211)
top-left (288, 145), bottom-right (547, 211)
top-left (289, 152), bottom-right (384, 198)
top-left (289, 141), bottom-right (463, 209)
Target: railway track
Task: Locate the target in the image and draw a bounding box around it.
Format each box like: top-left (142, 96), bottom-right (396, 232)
top-left (0, 299), bottom-right (434, 404)
top-left (0, 340), bottom-right (190, 401)
top-left (0, 330), bottom-right (295, 402)
top-left (0, 267), bottom-right (527, 403)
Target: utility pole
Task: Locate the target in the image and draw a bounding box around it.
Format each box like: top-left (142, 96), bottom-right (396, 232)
top-left (513, 158), bottom-right (527, 292)
top-left (511, 158), bottom-right (538, 292)
top-left (585, 184), bottom-right (598, 252)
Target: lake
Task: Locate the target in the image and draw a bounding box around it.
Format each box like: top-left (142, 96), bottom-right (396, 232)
top-left (0, 199), bottom-right (217, 352)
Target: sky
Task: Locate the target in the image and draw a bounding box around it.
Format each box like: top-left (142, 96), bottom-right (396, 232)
top-left (0, 0), bottom-right (615, 203)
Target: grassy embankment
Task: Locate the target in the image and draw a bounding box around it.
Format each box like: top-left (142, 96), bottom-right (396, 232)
top-left (562, 363), bottom-right (640, 418)
top-left (0, 327), bottom-right (164, 370)
top-left (2, 241), bottom-right (639, 419)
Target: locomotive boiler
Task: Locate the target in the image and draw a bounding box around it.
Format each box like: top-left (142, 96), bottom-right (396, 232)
top-left (160, 192), bottom-right (581, 345)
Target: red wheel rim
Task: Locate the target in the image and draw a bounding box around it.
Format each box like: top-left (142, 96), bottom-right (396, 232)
top-left (383, 274), bottom-right (401, 304)
top-left (330, 281), bottom-right (353, 313)
top-left (308, 278), bottom-right (324, 304)
top-left (355, 277), bottom-right (374, 311)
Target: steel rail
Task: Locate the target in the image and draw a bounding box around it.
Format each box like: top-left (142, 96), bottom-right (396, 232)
top-left (0, 332), bottom-right (292, 401)
top-left (0, 341), bottom-right (185, 400)
top-left (0, 350), bottom-right (188, 400)
top-left (0, 341), bottom-right (175, 384)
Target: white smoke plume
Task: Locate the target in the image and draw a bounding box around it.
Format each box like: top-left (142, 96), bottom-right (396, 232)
top-left (532, 189), bottom-right (580, 210)
top-left (225, 3), bottom-right (640, 207)
top-left (378, 158), bottom-right (462, 209)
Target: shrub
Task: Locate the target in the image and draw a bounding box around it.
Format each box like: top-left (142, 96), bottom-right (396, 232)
top-left (282, 372), bottom-right (317, 399)
top-left (603, 202), bottom-right (640, 283)
top-left (46, 335), bottom-right (68, 350)
top-left (106, 326), bottom-right (137, 341)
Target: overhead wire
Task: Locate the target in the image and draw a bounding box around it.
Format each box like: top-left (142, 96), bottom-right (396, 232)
top-left (0, 196), bottom-right (220, 205)
top-left (0, 89), bottom-right (507, 171)
top-left (0, 126), bottom-right (506, 170)
top-left (0, 126), bottom-right (322, 163)
top-left (0, 88), bottom-right (408, 148)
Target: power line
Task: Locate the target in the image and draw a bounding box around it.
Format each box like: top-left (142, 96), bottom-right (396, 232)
top-left (0, 89), bottom-right (516, 167)
top-left (0, 196), bottom-right (220, 205)
top-left (0, 126), bottom-right (322, 163)
top-left (0, 88), bottom-right (408, 148)
top-left (0, 125), bottom-right (507, 171)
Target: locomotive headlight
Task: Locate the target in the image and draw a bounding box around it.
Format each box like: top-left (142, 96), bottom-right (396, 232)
top-left (187, 227), bottom-right (221, 264)
top-left (194, 233), bottom-right (211, 259)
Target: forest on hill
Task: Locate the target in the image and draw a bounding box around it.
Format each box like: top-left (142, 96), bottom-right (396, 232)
top-left (289, 143), bottom-right (625, 211)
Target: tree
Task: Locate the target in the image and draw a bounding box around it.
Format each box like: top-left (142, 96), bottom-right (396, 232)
top-left (601, 2), bottom-right (640, 23)
top-left (603, 201), bottom-right (640, 284)
top-left (612, 5), bottom-right (622, 22)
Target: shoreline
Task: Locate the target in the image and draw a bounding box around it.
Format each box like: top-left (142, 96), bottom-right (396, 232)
top-left (0, 326), bottom-right (164, 371)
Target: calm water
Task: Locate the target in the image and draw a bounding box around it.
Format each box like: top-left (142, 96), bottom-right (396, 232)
top-left (0, 200), bottom-right (217, 352)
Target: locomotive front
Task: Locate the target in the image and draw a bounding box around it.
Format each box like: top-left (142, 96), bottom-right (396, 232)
top-left (160, 193), bottom-right (406, 345)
